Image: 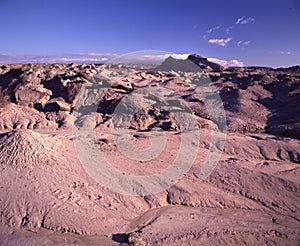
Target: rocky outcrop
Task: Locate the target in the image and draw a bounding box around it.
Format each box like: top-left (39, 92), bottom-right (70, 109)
top-left (44, 97), bottom-right (72, 112)
top-left (188, 54), bottom-right (224, 71)
top-left (210, 66), bottom-right (300, 138)
top-left (0, 64), bottom-right (95, 129)
top-left (155, 56), bottom-right (203, 72)
top-left (0, 58), bottom-right (299, 138)
top-left (15, 85), bottom-right (52, 108)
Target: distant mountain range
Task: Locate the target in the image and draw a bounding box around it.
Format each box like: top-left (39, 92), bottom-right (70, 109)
top-left (0, 52), bottom-right (245, 67)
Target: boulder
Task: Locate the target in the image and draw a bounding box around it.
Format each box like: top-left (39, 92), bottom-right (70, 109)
top-left (66, 82), bottom-right (85, 104)
top-left (44, 98), bottom-right (71, 112)
top-left (15, 85), bottom-right (52, 107)
top-left (0, 68), bottom-right (24, 91)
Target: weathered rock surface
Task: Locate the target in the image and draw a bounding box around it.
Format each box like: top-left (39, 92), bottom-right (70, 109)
top-left (0, 56), bottom-right (299, 245)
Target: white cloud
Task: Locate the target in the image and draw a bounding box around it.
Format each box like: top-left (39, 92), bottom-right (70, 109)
top-left (226, 26), bottom-right (233, 34)
top-left (208, 38), bottom-right (232, 47)
top-left (0, 53), bottom-right (118, 64)
top-left (140, 53), bottom-right (190, 61)
top-left (229, 59), bottom-right (244, 67)
top-left (169, 54), bottom-right (190, 60)
top-left (59, 57), bottom-right (100, 62)
top-left (280, 51), bottom-right (292, 55)
top-left (236, 16), bottom-right (255, 25)
top-left (208, 57), bottom-right (244, 67)
top-left (206, 25), bottom-right (222, 33)
top-left (74, 53), bottom-right (118, 57)
top-left (237, 40), bottom-right (251, 47)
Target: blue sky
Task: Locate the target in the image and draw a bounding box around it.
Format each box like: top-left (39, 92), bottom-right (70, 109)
top-left (0, 0), bottom-right (299, 67)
